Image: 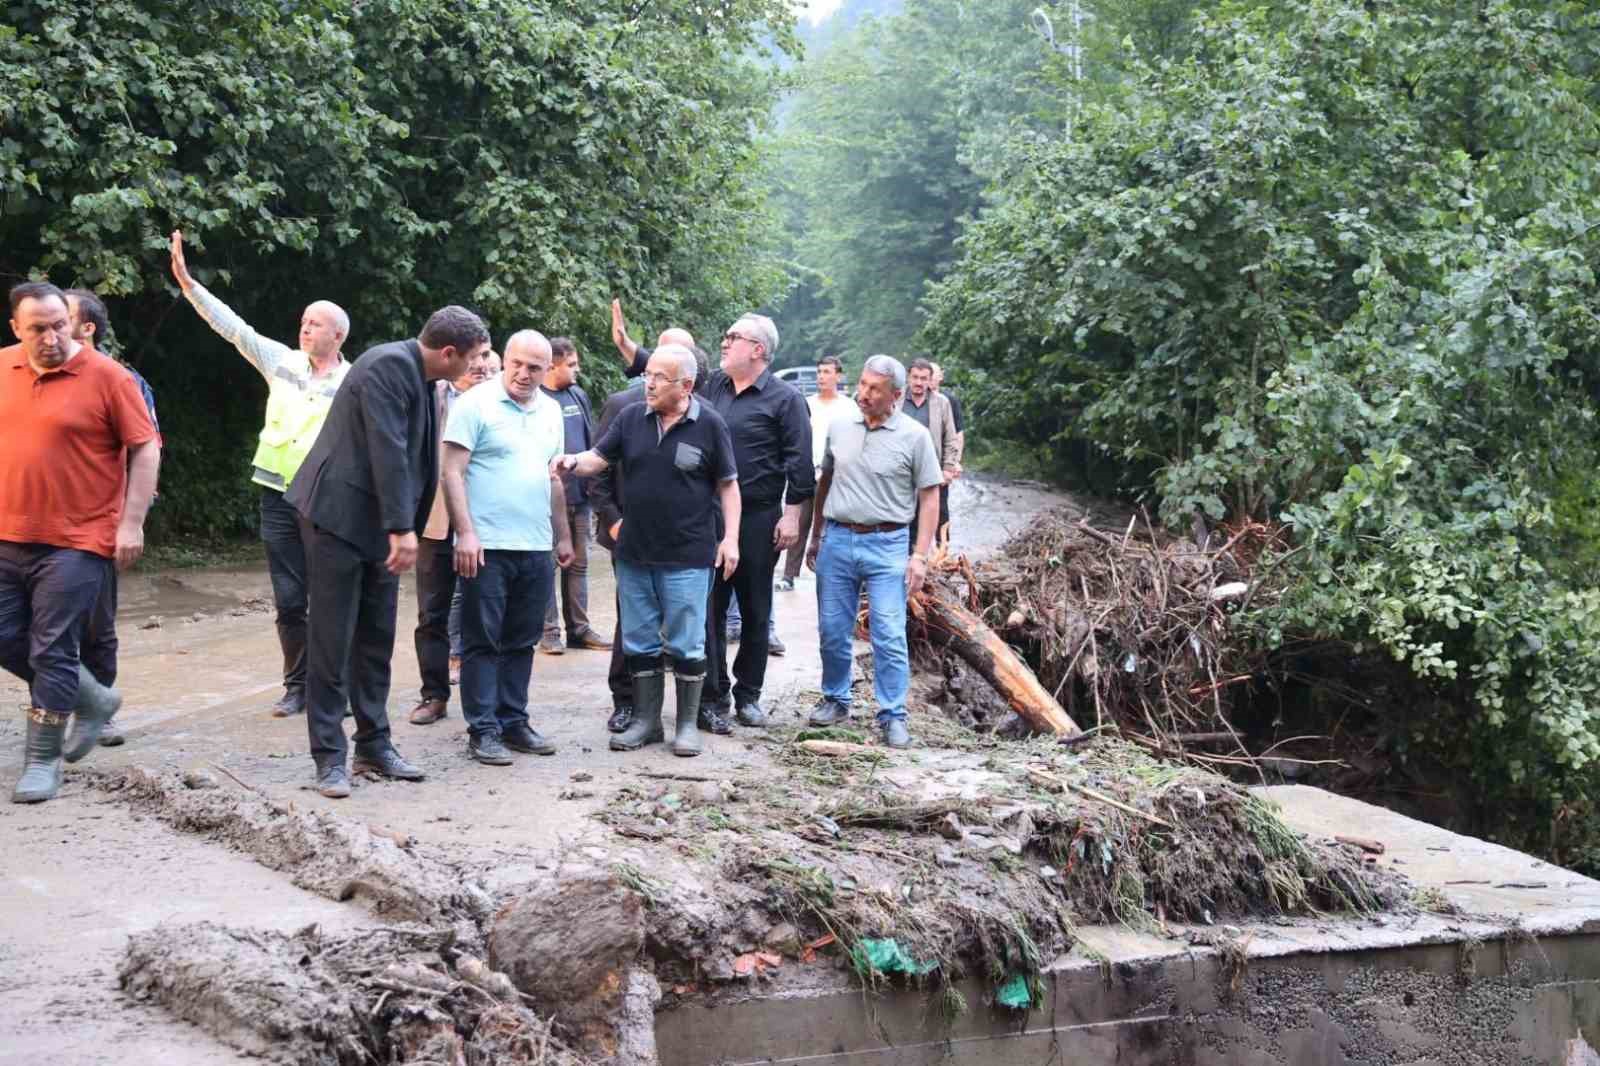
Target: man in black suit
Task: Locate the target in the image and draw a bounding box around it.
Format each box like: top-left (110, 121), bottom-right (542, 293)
top-left (286, 306), bottom-right (488, 798)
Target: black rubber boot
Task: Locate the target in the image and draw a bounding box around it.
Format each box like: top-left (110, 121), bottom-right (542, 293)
top-left (12, 709), bottom-right (67, 803)
top-left (64, 665), bottom-right (122, 763)
top-left (672, 674), bottom-right (704, 758)
top-left (611, 670), bottom-right (665, 751)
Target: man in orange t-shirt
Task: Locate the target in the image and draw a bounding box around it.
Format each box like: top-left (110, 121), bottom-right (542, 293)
top-left (0, 282), bottom-right (161, 804)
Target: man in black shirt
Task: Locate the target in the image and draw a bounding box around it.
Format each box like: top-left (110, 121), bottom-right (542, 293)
top-left (539, 337), bottom-right (609, 655)
top-left (557, 345), bottom-right (741, 756)
top-left (613, 308), bottom-right (813, 729)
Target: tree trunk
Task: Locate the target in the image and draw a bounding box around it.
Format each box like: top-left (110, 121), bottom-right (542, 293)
top-left (916, 587), bottom-right (1083, 736)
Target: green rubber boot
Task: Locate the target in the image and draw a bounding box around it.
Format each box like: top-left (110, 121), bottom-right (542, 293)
top-left (672, 674), bottom-right (704, 758)
top-left (12, 709), bottom-right (68, 803)
top-left (611, 670), bottom-right (665, 751)
top-left (64, 665), bottom-right (122, 763)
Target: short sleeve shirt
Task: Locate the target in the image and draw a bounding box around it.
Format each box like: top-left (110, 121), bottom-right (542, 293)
top-left (594, 397), bottom-right (737, 568)
top-left (443, 379), bottom-right (564, 551)
top-left (0, 344), bottom-right (160, 557)
top-left (821, 411), bottom-right (941, 526)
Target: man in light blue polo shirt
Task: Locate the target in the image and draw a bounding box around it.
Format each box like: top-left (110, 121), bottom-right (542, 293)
top-left (441, 330), bottom-right (574, 766)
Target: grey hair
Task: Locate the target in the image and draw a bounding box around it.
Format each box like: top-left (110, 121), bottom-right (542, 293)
top-left (305, 299), bottom-right (349, 339)
top-left (861, 353), bottom-right (906, 391)
top-left (655, 343), bottom-right (698, 385)
top-left (734, 313), bottom-right (779, 360)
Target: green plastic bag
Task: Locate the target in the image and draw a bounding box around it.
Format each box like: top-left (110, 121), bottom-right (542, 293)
top-left (853, 937), bottom-right (936, 976)
top-left (995, 972), bottom-right (1033, 1009)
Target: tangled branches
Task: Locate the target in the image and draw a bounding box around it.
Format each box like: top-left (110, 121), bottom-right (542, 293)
top-left (914, 507), bottom-right (1288, 760)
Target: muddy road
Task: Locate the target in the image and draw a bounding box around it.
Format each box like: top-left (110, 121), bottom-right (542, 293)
top-left (0, 475), bottom-right (1069, 1065)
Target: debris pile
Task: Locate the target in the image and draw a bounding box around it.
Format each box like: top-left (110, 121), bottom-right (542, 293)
top-left (911, 507), bottom-right (1285, 757)
top-left (120, 922), bottom-right (593, 1066)
top-left (595, 732), bottom-right (1406, 1014)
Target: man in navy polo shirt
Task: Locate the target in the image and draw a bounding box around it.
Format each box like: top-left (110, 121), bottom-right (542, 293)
top-left (556, 344), bottom-right (740, 757)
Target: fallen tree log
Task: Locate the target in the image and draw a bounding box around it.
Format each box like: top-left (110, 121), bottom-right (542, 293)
top-left (915, 586), bottom-right (1083, 736)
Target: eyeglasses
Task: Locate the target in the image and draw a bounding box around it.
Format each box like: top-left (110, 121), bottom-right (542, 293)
top-left (722, 331), bottom-right (756, 346)
top-left (643, 372), bottom-right (683, 385)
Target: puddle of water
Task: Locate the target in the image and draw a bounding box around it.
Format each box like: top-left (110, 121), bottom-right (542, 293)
top-left (115, 571), bottom-right (263, 620)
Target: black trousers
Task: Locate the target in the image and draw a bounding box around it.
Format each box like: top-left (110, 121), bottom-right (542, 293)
top-left (459, 549), bottom-right (552, 739)
top-left (301, 521), bottom-right (398, 769)
top-left (908, 483), bottom-right (952, 553)
top-left (260, 487), bottom-right (310, 694)
top-left (0, 543), bottom-right (108, 711)
top-left (608, 585), bottom-right (631, 709)
top-left (82, 563), bottom-right (120, 686)
top-left (705, 502), bottom-right (781, 709)
top-left (413, 536), bottom-right (455, 702)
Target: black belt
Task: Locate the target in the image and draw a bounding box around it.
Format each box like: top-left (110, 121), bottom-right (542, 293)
top-left (832, 520), bottom-right (906, 534)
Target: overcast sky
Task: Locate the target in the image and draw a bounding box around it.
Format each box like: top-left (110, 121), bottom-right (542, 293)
top-left (801, 0), bottom-right (843, 23)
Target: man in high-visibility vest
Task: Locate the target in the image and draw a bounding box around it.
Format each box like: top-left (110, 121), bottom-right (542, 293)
top-left (170, 230), bottom-right (352, 719)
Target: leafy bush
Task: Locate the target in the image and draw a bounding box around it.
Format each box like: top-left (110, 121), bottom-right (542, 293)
top-left (925, 0), bottom-right (1600, 868)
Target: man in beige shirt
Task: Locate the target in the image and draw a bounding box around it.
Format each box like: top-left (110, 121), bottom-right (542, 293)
top-left (901, 357), bottom-right (962, 550)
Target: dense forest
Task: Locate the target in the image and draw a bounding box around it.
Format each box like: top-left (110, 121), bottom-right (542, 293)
top-left (5, 0), bottom-right (1600, 871)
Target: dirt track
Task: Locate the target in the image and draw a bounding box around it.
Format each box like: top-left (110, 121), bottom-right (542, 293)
top-left (0, 475), bottom-right (1067, 1064)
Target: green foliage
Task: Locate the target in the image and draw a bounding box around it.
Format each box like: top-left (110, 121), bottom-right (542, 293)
top-left (2, 0), bottom-right (795, 537)
top-left (926, 0), bottom-right (1600, 868)
top-left (770, 0), bottom-right (1054, 364)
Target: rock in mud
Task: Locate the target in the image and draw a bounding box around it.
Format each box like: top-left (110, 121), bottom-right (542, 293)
top-left (488, 868), bottom-right (650, 1061)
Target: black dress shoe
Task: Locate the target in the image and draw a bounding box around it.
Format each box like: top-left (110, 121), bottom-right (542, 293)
top-left (808, 698), bottom-right (851, 726)
top-left (469, 733), bottom-right (514, 765)
top-left (503, 722), bottom-right (557, 755)
top-left (735, 701), bottom-right (768, 728)
top-left (607, 704), bottom-right (635, 733)
top-left (353, 745), bottom-right (425, 781)
top-left (767, 635), bottom-right (786, 656)
top-left (698, 702), bottom-right (734, 736)
top-left (270, 690), bottom-right (305, 718)
top-left (316, 763), bottom-right (351, 798)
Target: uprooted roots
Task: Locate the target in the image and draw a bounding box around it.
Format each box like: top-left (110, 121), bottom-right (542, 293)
top-left (911, 505), bottom-right (1283, 754)
top-left (119, 922), bottom-right (591, 1066)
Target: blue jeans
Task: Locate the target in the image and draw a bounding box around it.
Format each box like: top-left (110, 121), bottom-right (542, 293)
top-left (0, 543), bottom-right (110, 711)
top-left (615, 560), bottom-right (711, 671)
top-left (460, 550), bottom-right (553, 739)
top-left (816, 522), bottom-right (910, 723)
top-left (449, 578), bottom-right (463, 657)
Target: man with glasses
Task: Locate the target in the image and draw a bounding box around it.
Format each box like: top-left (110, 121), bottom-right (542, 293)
top-left (556, 345), bottom-right (740, 757)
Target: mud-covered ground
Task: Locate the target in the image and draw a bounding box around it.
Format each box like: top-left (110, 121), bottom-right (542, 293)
top-left (0, 475), bottom-right (1069, 1065)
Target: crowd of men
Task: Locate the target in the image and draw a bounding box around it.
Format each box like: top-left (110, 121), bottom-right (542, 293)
top-left (0, 243), bottom-right (966, 802)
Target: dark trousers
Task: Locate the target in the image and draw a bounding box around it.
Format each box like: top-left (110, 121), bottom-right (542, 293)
top-left (608, 585), bottom-right (631, 709)
top-left (460, 549), bottom-right (553, 739)
top-left (413, 536), bottom-right (455, 702)
top-left (543, 505), bottom-right (592, 642)
top-left (82, 563), bottom-right (120, 685)
top-left (781, 497), bottom-right (815, 581)
top-left (0, 542), bottom-right (110, 711)
top-left (260, 487), bottom-right (310, 694)
top-left (908, 484), bottom-right (952, 553)
top-left (301, 522), bottom-right (398, 769)
top-left (705, 502), bottom-right (781, 709)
